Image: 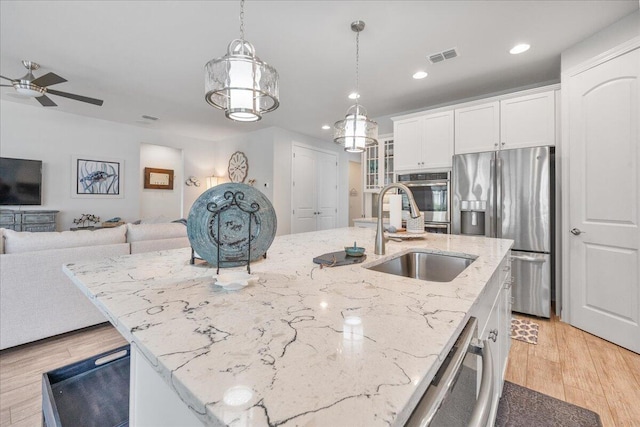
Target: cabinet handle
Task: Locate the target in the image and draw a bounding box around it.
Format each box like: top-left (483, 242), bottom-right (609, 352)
top-left (501, 142), bottom-right (506, 146)
top-left (488, 329), bottom-right (498, 342)
top-left (494, 143), bottom-right (498, 147)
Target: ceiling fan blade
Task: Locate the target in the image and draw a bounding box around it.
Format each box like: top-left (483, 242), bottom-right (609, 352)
top-left (36, 95), bottom-right (57, 107)
top-left (0, 84), bottom-right (13, 87)
top-left (0, 75), bottom-right (15, 82)
top-left (32, 72), bottom-right (67, 87)
top-left (46, 89), bottom-right (103, 106)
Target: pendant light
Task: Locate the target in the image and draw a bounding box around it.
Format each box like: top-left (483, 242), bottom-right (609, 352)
top-left (334, 21), bottom-right (378, 153)
top-left (204, 0), bottom-right (279, 122)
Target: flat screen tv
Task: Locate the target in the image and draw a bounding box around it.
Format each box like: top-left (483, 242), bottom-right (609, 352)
top-left (0, 157), bottom-right (43, 205)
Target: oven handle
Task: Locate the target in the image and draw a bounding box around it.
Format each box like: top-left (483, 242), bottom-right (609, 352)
top-left (424, 223), bottom-right (449, 229)
top-left (403, 181), bottom-right (449, 187)
top-left (468, 340), bottom-right (494, 427)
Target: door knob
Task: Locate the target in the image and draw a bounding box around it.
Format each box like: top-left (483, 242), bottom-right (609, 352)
top-left (570, 228), bottom-right (585, 236)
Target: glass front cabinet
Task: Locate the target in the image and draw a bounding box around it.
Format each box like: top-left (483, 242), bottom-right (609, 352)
top-left (363, 134), bottom-right (394, 192)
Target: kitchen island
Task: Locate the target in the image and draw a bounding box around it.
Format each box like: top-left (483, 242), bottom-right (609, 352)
top-left (63, 227), bottom-right (512, 426)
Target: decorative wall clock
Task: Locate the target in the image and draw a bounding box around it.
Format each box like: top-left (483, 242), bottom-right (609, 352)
top-left (228, 151), bottom-right (249, 183)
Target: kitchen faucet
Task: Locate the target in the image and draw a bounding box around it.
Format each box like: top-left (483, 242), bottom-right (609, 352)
top-left (375, 183), bottom-right (421, 255)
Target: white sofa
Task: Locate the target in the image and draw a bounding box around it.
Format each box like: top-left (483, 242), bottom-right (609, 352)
top-left (0, 222), bottom-right (190, 350)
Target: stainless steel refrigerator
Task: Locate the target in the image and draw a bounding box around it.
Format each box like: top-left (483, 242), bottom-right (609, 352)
top-left (452, 146), bottom-right (554, 318)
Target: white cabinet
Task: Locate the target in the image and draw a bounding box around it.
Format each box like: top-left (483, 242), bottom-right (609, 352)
top-left (363, 135), bottom-right (394, 192)
top-left (472, 253), bottom-right (511, 427)
top-left (393, 110), bottom-right (454, 171)
top-left (500, 90), bottom-right (555, 149)
top-left (454, 90), bottom-right (556, 155)
top-left (454, 101), bottom-right (500, 154)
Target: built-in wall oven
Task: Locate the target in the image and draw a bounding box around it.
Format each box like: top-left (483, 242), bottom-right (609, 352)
top-left (405, 317), bottom-right (493, 427)
top-left (397, 171), bottom-right (450, 233)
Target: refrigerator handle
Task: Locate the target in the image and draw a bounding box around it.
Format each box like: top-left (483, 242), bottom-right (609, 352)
top-left (496, 156), bottom-right (503, 238)
top-left (487, 158), bottom-right (496, 237)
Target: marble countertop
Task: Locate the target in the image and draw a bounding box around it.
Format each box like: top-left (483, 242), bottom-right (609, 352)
top-left (63, 227), bottom-right (512, 427)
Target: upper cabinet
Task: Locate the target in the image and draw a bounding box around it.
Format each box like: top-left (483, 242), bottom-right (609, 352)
top-left (454, 89), bottom-right (556, 154)
top-left (363, 135), bottom-right (394, 192)
top-left (386, 85), bottom-right (558, 175)
top-left (454, 101), bottom-right (500, 154)
top-left (499, 90), bottom-right (556, 150)
top-left (393, 110), bottom-right (454, 172)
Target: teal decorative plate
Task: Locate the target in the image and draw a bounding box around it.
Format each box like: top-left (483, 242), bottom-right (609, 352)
top-left (187, 183), bottom-right (277, 267)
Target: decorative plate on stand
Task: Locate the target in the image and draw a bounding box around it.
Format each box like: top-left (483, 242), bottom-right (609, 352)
top-left (187, 183), bottom-right (277, 267)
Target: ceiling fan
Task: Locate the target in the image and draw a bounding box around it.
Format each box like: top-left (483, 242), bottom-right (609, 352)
top-left (0, 60), bottom-right (103, 107)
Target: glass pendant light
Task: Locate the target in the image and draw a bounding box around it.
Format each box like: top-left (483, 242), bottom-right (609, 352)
top-left (204, 0), bottom-right (279, 122)
top-left (334, 21), bottom-right (378, 153)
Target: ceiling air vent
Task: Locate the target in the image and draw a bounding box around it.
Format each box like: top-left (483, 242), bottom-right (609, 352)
top-left (428, 48), bottom-right (459, 64)
top-left (428, 53), bottom-right (445, 64)
top-left (443, 48), bottom-right (458, 60)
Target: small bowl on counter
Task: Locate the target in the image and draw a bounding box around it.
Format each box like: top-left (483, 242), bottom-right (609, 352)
top-left (344, 243), bottom-right (366, 257)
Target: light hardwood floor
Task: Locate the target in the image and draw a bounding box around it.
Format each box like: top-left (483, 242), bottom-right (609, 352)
top-left (0, 324), bottom-right (127, 427)
top-left (1, 316), bottom-right (639, 426)
top-left (506, 311), bottom-right (640, 427)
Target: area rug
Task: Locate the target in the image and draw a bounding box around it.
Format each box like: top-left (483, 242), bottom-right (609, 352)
top-left (511, 318), bottom-right (539, 344)
top-left (496, 381), bottom-right (602, 427)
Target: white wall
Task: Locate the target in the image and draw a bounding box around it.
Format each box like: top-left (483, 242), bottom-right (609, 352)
top-left (272, 128), bottom-right (360, 235)
top-left (561, 10), bottom-right (640, 72)
top-left (212, 127), bottom-right (357, 236)
top-left (140, 143), bottom-right (183, 221)
top-left (1, 100), bottom-right (360, 233)
top-left (0, 100), bottom-right (216, 229)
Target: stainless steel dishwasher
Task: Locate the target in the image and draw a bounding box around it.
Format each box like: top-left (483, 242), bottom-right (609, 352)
top-left (405, 317), bottom-right (494, 427)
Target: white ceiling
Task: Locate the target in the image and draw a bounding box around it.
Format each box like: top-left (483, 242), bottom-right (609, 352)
top-left (1, 1), bottom-right (637, 143)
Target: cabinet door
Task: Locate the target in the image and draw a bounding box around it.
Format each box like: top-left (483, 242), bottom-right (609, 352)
top-left (422, 110), bottom-right (454, 169)
top-left (500, 90), bottom-right (555, 149)
top-left (454, 101), bottom-right (500, 154)
top-left (363, 143), bottom-right (380, 192)
top-left (483, 292), bottom-right (502, 427)
top-left (393, 117), bottom-right (423, 171)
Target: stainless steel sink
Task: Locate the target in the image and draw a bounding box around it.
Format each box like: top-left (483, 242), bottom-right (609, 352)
top-left (365, 250), bottom-right (476, 282)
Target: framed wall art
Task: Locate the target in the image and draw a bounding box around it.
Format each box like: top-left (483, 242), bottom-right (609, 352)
top-left (71, 156), bottom-right (124, 198)
top-left (144, 167), bottom-right (174, 190)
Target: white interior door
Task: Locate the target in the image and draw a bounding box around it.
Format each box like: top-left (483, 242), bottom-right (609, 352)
top-left (566, 47), bottom-right (639, 353)
top-left (316, 151), bottom-right (338, 231)
top-left (291, 145), bottom-right (338, 234)
top-left (291, 146), bottom-right (317, 234)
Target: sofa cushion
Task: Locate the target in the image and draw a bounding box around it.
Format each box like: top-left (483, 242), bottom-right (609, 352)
top-left (126, 222), bottom-right (187, 243)
top-left (130, 237), bottom-right (191, 254)
top-left (3, 226), bottom-right (127, 254)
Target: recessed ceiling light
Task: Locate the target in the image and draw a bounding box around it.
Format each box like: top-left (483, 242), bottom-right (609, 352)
top-left (510, 43), bottom-right (530, 54)
top-left (321, 125), bottom-right (331, 130)
top-left (348, 92), bottom-right (360, 100)
top-left (413, 71), bottom-right (428, 79)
